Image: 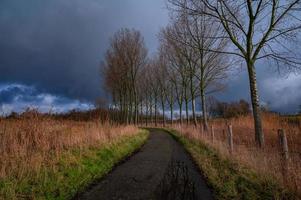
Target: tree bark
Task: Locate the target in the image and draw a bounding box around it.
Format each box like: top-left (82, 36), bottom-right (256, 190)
top-left (179, 103), bottom-right (183, 125)
top-left (125, 94), bottom-right (128, 124)
top-left (190, 74), bottom-right (197, 127)
top-left (185, 98), bottom-right (189, 125)
top-left (184, 87), bottom-right (190, 125)
top-left (129, 91), bottom-right (133, 124)
top-left (146, 100), bottom-right (148, 126)
top-left (200, 89), bottom-right (208, 131)
top-left (150, 99), bottom-right (153, 125)
top-left (170, 104), bottom-right (173, 125)
top-left (162, 100), bottom-right (165, 127)
top-left (191, 98), bottom-right (197, 127)
top-left (247, 61), bottom-right (264, 147)
top-left (160, 90), bottom-right (166, 126)
top-left (155, 96), bottom-right (158, 127)
top-left (140, 101), bottom-right (143, 124)
top-left (125, 93), bottom-right (129, 125)
top-left (134, 90), bottom-right (138, 125)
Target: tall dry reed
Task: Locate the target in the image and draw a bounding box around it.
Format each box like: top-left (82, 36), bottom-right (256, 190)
top-left (171, 113), bottom-right (301, 194)
top-left (0, 114), bottom-right (139, 181)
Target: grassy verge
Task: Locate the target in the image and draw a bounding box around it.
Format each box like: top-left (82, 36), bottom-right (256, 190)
top-left (0, 129), bottom-right (149, 200)
top-left (164, 128), bottom-right (296, 200)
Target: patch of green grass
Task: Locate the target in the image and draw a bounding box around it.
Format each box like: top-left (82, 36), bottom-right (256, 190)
top-left (0, 130), bottom-right (149, 200)
top-left (164, 128), bottom-right (296, 200)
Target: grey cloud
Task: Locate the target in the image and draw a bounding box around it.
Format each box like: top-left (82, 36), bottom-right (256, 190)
top-left (216, 63), bottom-right (301, 113)
top-left (0, 83), bottom-right (93, 116)
top-left (0, 0), bottom-right (300, 114)
top-left (260, 74), bottom-right (301, 113)
top-left (0, 0), bottom-right (168, 101)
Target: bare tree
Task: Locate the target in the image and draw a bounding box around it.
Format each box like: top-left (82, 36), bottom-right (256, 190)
top-left (136, 65), bottom-right (149, 124)
top-left (153, 50), bottom-right (170, 127)
top-left (147, 59), bottom-right (161, 126)
top-left (169, 68), bottom-right (185, 125)
top-left (169, 0), bottom-right (301, 147)
top-left (160, 28), bottom-right (192, 125)
top-left (183, 11), bottom-right (229, 131)
top-left (164, 49), bottom-right (186, 125)
top-left (162, 7), bottom-right (230, 130)
top-left (102, 28), bottom-right (147, 124)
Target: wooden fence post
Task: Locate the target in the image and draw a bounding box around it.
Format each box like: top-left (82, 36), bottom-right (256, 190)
top-left (278, 129), bottom-right (289, 184)
top-left (211, 125), bottom-right (215, 143)
top-left (227, 125), bottom-right (233, 154)
top-left (278, 129), bottom-right (289, 160)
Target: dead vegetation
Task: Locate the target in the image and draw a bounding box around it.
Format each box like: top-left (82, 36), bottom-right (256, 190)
top-left (0, 112), bottom-right (139, 182)
top-left (170, 113), bottom-right (301, 195)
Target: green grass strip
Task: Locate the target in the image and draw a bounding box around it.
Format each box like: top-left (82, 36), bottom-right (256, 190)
top-left (0, 129), bottom-right (149, 200)
top-left (164, 128), bottom-right (297, 200)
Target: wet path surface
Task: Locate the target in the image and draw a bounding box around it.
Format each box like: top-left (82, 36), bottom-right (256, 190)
top-left (75, 129), bottom-right (214, 200)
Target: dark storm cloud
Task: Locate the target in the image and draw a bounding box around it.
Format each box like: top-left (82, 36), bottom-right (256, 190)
top-left (0, 0), bottom-right (300, 114)
top-left (216, 64), bottom-right (301, 114)
top-left (0, 83), bottom-right (93, 115)
top-left (0, 0), bottom-right (168, 101)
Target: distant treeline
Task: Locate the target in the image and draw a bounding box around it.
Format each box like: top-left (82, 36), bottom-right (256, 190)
top-left (208, 98), bottom-right (250, 118)
top-left (2, 105), bottom-right (300, 127)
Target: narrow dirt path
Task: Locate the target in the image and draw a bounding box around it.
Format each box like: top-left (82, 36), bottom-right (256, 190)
top-left (75, 129), bottom-right (214, 200)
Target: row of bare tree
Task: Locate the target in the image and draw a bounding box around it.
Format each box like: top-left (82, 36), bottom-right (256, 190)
top-left (102, 0), bottom-right (301, 148)
top-left (102, 29), bottom-right (148, 125)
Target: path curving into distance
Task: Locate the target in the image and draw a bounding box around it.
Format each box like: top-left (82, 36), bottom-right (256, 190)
top-left (75, 129), bottom-right (214, 200)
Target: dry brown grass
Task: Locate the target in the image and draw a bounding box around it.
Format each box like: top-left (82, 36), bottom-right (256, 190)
top-left (171, 113), bottom-right (301, 195)
top-left (0, 114), bottom-right (139, 181)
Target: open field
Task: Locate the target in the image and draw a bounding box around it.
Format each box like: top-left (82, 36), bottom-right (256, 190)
top-left (0, 114), bottom-right (148, 199)
top-left (165, 113), bottom-right (301, 198)
top-left (0, 111), bottom-right (300, 199)
top-left (166, 128), bottom-right (296, 199)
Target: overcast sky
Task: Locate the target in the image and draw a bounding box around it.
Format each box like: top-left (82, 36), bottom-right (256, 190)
top-left (0, 0), bottom-right (300, 115)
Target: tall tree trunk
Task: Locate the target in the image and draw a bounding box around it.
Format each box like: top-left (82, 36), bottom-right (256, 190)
top-left (134, 90), bottom-right (138, 125)
top-left (247, 62), bottom-right (264, 147)
top-left (140, 101), bottom-right (143, 124)
top-left (150, 100), bottom-right (153, 125)
top-left (191, 98), bottom-right (197, 127)
top-left (130, 101), bottom-right (133, 124)
top-left (200, 89), bottom-right (208, 131)
top-left (190, 76), bottom-right (197, 127)
top-left (118, 98), bottom-right (121, 123)
top-left (179, 102), bottom-right (183, 125)
top-left (129, 91), bottom-right (133, 124)
top-left (184, 86), bottom-right (189, 125)
top-left (170, 104), bottom-right (173, 125)
top-left (125, 104), bottom-right (129, 124)
top-left (162, 99), bottom-right (165, 127)
top-left (121, 96), bottom-right (126, 123)
top-left (125, 95), bottom-right (129, 125)
top-left (155, 96), bottom-right (158, 127)
top-left (185, 98), bottom-right (189, 125)
top-left (124, 94), bottom-right (128, 124)
top-left (146, 100), bottom-right (148, 126)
